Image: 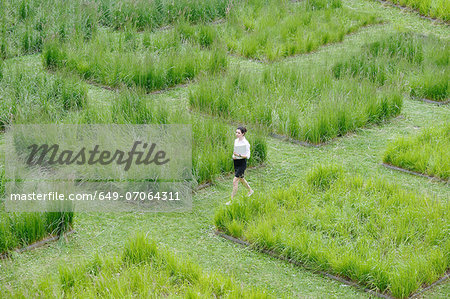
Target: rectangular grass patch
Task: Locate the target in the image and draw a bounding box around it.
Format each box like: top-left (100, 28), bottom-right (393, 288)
top-left (43, 26), bottom-right (227, 92)
top-left (189, 61), bottom-right (402, 144)
top-left (3, 233), bottom-right (272, 298)
top-left (0, 204), bottom-right (73, 255)
top-left (332, 32), bottom-right (449, 103)
top-left (0, 0), bottom-right (232, 59)
top-left (221, 0), bottom-right (381, 61)
top-left (97, 0), bottom-right (232, 30)
top-left (383, 124), bottom-right (449, 181)
top-left (215, 165), bottom-right (449, 298)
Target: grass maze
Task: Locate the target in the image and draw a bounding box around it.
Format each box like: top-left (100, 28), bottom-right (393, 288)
top-left (0, 0), bottom-right (449, 297)
top-left (0, 0), bottom-right (233, 59)
top-left (332, 32), bottom-right (449, 103)
top-left (4, 234), bottom-right (270, 298)
top-left (189, 61), bottom-right (403, 144)
top-left (215, 165), bottom-right (450, 298)
top-left (221, 0), bottom-right (382, 61)
top-left (42, 27), bottom-right (228, 93)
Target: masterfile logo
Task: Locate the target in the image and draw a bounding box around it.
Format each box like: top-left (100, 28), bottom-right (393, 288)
top-left (26, 141), bottom-right (170, 171)
top-left (4, 124), bottom-right (192, 212)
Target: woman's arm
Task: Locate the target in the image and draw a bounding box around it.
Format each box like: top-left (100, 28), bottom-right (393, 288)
top-left (245, 141), bottom-right (250, 159)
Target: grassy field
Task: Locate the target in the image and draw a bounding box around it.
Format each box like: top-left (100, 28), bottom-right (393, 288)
top-left (383, 123), bottom-right (449, 181)
top-left (215, 165), bottom-right (449, 297)
top-left (0, 206), bottom-right (73, 254)
top-left (80, 89), bottom-right (268, 184)
top-left (0, 59), bottom-right (266, 185)
top-left (40, 0), bottom-right (386, 90)
top-left (0, 0), bottom-right (232, 59)
top-left (0, 0), bottom-right (449, 298)
top-left (4, 233), bottom-right (270, 297)
top-left (190, 30), bottom-right (448, 144)
top-left (220, 0), bottom-right (382, 61)
top-left (332, 32), bottom-right (449, 102)
top-left (42, 27), bottom-right (228, 92)
top-left (189, 61), bottom-right (403, 144)
top-left (0, 62), bottom-right (87, 129)
top-left (378, 0), bottom-right (450, 21)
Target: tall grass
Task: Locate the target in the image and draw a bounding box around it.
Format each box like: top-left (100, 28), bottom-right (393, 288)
top-left (383, 124), bottom-right (450, 180)
top-left (0, 63), bottom-right (87, 129)
top-left (0, 208), bottom-right (74, 254)
top-left (409, 67), bottom-right (449, 102)
top-left (5, 233), bottom-right (271, 298)
top-left (332, 32), bottom-right (449, 101)
top-left (0, 0), bottom-right (99, 59)
top-left (215, 165), bottom-right (449, 298)
top-left (42, 27), bottom-right (227, 92)
top-left (97, 0), bottom-right (233, 31)
top-left (221, 0), bottom-right (381, 61)
top-left (2, 0), bottom-right (383, 63)
top-left (378, 0), bottom-right (450, 21)
top-left (189, 62), bottom-right (402, 144)
top-left (81, 89), bottom-right (267, 184)
top-left (0, 0), bottom-right (233, 59)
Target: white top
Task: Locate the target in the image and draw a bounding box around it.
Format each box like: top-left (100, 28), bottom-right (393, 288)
top-left (232, 137), bottom-right (250, 160)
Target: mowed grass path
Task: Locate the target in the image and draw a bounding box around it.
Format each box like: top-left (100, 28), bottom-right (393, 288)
top-left (1, 0), bottom-right (449, 297)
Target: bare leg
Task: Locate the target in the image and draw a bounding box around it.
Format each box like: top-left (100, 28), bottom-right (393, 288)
top-left (239, 178), bottom-right (252, 193)
top-left (231, 177), bottom-right (239, 199)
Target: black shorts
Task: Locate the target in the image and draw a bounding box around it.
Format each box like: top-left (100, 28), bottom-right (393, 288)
top-left (234, 158), bottom-right (247, 178)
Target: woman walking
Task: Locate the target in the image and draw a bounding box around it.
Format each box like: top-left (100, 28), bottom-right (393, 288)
top-left (227, 126), bottom-right (253, 205)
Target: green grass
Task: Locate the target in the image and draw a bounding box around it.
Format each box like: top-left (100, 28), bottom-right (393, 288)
top-left (42, 27), bottom-right (227, 92)
top-left (383, 123), bottom-right (450, 180)
top-left (332, 32), bottom-right (449, 101)
top-left (221, 0), bottom-right (381, 61)
top-left (0, 0), bottom-right (449, 298)
top-left (189, 61), bottom-right (402, 144)
top-left (410, 69), bottom-right (449, 102)
top-left (4, 233), bottom-right (271, 298)
top-left (1, 93), bottom-right (448, 297)
top-left (215, 165), bottom-right (449, 298)
top-left (0, 0), bottom-right (99, 59)
top-left (0, 205), bottom-right (74, 254)
top-left (0, 64), bottom-right (266, 186)
top-left (0, 125), bottom-right (73, 254)
top-left (0, 0), bottom-right (233, 60)
top-left (97, 0), bottom-right (233, 31)
top-left (378, 0), bottom-right (450, 21)
top-left (0, 62), bottom-right (87, 129)
top-left (79, 88), bottom-right (267, 184)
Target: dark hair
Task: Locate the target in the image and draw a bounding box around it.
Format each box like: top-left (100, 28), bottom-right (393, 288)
top-left (237, 126), bottom-right (247, 135)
